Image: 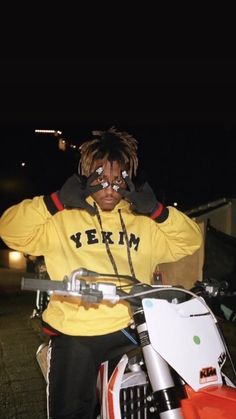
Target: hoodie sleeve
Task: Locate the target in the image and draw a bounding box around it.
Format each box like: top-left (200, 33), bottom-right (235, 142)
top-left (151, 206), bottom-right (202, 263)
top-left (0, 196), bottom-right (57, 255)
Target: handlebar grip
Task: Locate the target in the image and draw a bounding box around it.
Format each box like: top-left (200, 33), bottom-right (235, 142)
top-left (21, 277), bottom-right (67, 292)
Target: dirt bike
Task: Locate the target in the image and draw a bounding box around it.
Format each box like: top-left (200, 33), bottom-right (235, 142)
top-left (21, 268), bottom-right (236, 418)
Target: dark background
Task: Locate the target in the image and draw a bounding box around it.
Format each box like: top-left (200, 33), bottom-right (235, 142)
top-left (1, 60), bottom-right (236, 214)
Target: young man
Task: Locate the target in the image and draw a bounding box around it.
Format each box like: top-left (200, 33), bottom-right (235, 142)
top-left (0, 127), bottom-right (202, 418)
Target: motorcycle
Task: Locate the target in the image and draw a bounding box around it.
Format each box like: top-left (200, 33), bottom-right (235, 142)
top-left (21, 268), bottom-right (236, 418)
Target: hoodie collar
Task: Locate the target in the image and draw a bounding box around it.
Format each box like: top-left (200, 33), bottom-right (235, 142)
top-left (86, 196), bottom-right (131, 214)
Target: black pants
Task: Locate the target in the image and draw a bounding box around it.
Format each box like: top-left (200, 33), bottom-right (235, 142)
top-left (47, 329), bottom-right (137, 419)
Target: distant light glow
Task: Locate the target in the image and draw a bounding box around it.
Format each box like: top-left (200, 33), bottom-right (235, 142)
top-left (35, 129), bottom-right (62, 136)
top-left (173, 202), bottom-right (178, 207)
top-left (8, 251), bottom-right (26, 270)
top-left (21, 162), bottom-right (26, 166)
top-left (58, 139), bottom-right (78, 152)
top-left (35, 127), bottom-right (78, 153)
top-left (58, 139), bottom-right (66, 151)
top-left (9, 251), bottom-right (22, 262)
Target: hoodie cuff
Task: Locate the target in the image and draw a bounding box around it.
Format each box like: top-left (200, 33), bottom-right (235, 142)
top-left (150, 202), bottom-right (169, 223)
top-left (43, 192), bottom-right (64, 215)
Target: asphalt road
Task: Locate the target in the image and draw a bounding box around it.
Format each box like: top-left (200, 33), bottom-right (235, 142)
top-left (0, 291), bottom-right (47, 419)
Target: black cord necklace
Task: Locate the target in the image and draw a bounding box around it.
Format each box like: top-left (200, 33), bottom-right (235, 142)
top-left (95, 204), bottom-right (136, 281)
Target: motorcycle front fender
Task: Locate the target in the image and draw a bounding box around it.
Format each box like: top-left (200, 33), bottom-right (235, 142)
top-left (181, 384), bottom-right (236, 419)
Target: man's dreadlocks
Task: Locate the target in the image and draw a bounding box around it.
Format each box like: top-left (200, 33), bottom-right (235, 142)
top-left (78, 127), bottom-right (138, 177)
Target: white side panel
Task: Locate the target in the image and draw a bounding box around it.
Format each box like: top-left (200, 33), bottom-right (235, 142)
top-left (142, 297), bottom-right (225, 391)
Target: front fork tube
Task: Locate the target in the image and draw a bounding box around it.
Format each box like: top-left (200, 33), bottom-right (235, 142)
top-left (136, 321), bottom-right (184, 419)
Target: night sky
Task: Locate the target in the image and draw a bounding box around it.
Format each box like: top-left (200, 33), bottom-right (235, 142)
top-left (1, 61), bottom-right (236, 215)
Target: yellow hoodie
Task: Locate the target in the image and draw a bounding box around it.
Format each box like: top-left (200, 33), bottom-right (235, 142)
top-left (0, 195), bottom-right (202, 335)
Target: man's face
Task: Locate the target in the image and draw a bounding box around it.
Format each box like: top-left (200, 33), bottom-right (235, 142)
top-left (90, 160), bottom-right (127, 211)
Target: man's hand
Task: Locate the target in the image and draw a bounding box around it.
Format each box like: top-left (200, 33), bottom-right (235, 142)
top-left (117, 171), bottom-right (158, 214)
top-left (59, 167), bottom-right (105, 215)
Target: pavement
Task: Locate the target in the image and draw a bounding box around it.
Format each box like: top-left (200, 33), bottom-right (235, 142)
top-left (0, 269), bottom-right (236, 419)
top-left (0, 269), bottom-right (47, 419)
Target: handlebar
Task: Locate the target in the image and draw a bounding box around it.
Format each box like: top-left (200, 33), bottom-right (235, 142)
top-left (21, 267), bottom-right (205, 306)
top-left (21, 276), bottom-right (119, 304)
